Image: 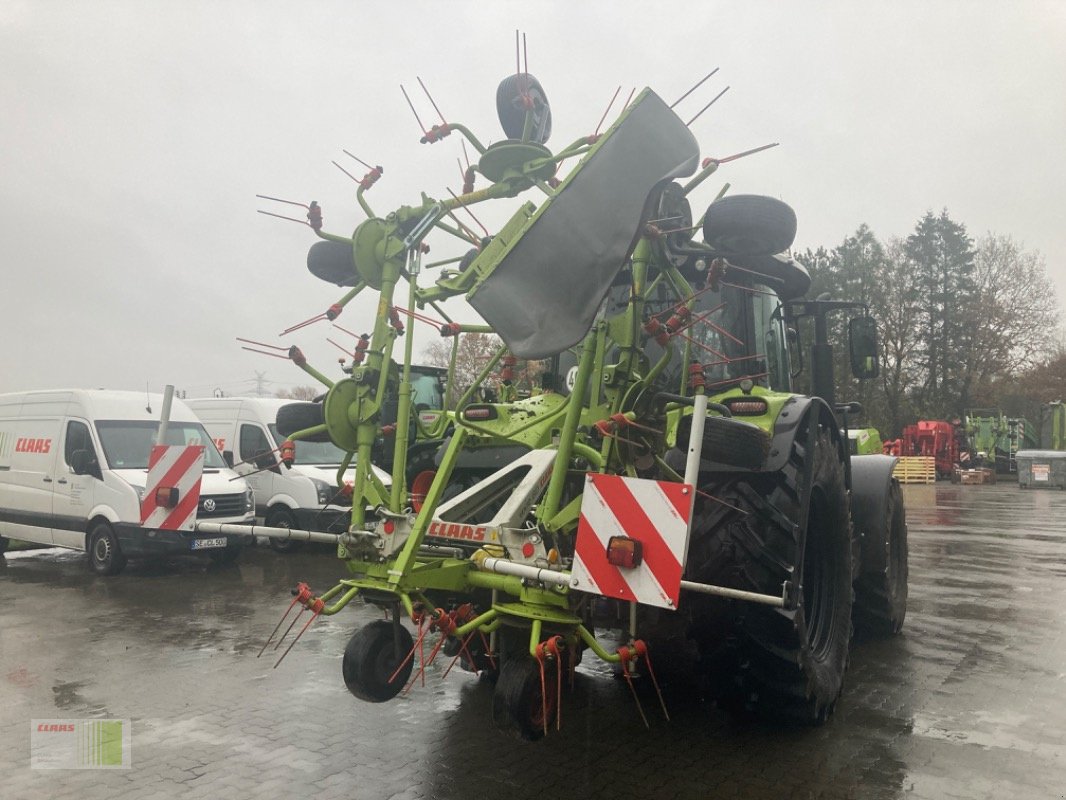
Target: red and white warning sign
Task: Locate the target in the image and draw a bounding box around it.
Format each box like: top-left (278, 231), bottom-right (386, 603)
top-left (139, 445), bottom-right (205, 531)
top-left (570, 474), bottom-right (694, 609)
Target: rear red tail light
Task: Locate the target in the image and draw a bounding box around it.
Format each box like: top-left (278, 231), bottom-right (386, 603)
top-left (155, 487), bottom-right (179, 508)
top-left (606, 536), bottom-right (643, 569)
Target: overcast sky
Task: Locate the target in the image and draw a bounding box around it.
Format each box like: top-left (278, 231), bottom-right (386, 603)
top-left (2, 1), bottom-right (1064, 398)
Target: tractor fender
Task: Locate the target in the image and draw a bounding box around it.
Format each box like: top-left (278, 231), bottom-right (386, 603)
top-left (762, 396), bottom-right (847, 474)
top-left (849, 454), bottom-right (900, 574)
top-left (682, 395), bottom-right (846, 476)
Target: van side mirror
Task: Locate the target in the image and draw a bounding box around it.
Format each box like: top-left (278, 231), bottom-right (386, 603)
top-left (70, 449), bottom-right (101, 479)
top-left (222, 450), bottom-right (234, 468)
top-left (253, 451), bottom-right (282, 474)
top-left (848, 316), bottom-right (879, 379)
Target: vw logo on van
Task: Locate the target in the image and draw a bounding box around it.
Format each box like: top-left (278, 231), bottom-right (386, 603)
top-left (202, 498), bottom-right (216, 513)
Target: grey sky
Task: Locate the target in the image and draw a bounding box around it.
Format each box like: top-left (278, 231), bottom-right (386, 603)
top-left (2, 1), bottom-right (1064, 398)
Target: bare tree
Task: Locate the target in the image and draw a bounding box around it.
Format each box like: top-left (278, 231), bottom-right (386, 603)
top-left (967, 235), bottom-right (1059, 395)
top-left (876, 238), bottom-right (924, 436)
top-left (275, 385), bottom-right (321, 401)
top-left (423, 333), bottom-right (545, 406)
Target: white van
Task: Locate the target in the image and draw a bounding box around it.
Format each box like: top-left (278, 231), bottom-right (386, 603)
top-left (187, 397), bottom-right (391, 552)
top-left (0, 390), bottom-right (255, 574)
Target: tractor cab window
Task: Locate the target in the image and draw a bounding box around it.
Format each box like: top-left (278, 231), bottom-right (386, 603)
top-left (751, 283), bottom-right (791, 392)
top-left (686, 280), bottom-right (790, 393)
top-left (409, 370), bottom-right (445, 412)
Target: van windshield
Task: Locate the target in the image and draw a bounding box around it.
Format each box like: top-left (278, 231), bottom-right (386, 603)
top-left (268, 425), bottom-right (349, 466)
top-left (95, 421), bottom-right (227, 469)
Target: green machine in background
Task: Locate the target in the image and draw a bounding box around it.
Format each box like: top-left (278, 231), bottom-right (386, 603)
top-left (965, 410), bottom-right (1038, 474)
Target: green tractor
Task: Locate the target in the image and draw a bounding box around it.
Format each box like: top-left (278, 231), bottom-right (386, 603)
top-left (249, 66), bottom-right (908, 738)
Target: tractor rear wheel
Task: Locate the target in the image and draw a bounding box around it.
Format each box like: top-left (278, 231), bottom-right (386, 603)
top-left (492, 656), bottom-right (558, 741)
top-left (686, 423), bottom-right (853, 724)
top-left (342, 620), bottom-right (414, 702)
top-left (853, 479), bottom-right (908, 637)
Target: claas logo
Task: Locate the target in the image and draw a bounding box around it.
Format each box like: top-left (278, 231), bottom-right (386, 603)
top-left (16, 438), bottom-right (52, 454)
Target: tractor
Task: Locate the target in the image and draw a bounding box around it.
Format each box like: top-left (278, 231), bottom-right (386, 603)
top-left (248, 64), bottom-right (908, 739)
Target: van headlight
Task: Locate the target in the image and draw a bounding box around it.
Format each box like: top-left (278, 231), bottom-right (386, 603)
top-left (245, 489), bottom-right (255, 513)
top-left (310, 478), bottom-right (334, 505)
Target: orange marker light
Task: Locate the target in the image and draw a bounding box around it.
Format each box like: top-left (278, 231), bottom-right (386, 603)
top-left (606, 536), bottom-right (642, 569)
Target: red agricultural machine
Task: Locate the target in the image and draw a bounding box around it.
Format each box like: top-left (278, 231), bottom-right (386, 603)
top-left (883, 420), bottom-right (962, 478)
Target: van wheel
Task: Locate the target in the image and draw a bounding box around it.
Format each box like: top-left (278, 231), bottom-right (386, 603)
top-left (267, 508), bottom-right (302, 553)
top-left (88, 522), bottom-right (127, 576)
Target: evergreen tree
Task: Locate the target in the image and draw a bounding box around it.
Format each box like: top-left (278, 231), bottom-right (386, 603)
top-left (903, 210), bottom-right (977, 417)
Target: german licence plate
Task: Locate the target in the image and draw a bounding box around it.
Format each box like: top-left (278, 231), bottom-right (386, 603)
top-left (191, 538), bottom-right (227, 550)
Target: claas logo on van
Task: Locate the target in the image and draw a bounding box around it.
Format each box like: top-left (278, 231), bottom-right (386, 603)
top-left (16, 438), bottom-right (52, 454)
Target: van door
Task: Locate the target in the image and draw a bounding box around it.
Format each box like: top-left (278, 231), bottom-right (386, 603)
top-left (52, 419), bottom-right (99, 550)
top-left (1, 418), bottom-right (61, 546)
top-left (238, 423), bottom-right (278, 518)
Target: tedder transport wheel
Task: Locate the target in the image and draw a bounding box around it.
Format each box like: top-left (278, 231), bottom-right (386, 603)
top-left (87, 521), bottom-right (127, 576)
top-left (342, 620), bottom-right (414, 702)
top-left (853, 479), bottom-right (908, 637)
top-left (492, 656), bottom-right (558, 741)
top-left (275, 401), bottom-right (332, 443)
top-left (702, 194), bottom-right (798, 257)
top-left (686, 423), bottom-right (853, 724)
top-left (266, 507), bottom-right (303, 554)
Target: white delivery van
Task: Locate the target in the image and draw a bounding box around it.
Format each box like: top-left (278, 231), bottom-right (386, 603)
top-left (186, 397), bottom-right (391, 552)
top-left (0, 390), bottom-right (255, 574)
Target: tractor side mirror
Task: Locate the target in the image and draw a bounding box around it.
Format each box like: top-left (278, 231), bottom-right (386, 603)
top-left (848, 316), bottom-right (879, 379)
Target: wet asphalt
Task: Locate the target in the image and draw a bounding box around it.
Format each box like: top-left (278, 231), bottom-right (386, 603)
top-left (2, 483), bottom-right (1066, 799)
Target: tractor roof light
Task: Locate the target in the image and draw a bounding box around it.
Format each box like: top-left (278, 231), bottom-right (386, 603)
top-left (606, 535), bottom-right (643, 569)
top-left (726, 398), bottom-right (768, 416)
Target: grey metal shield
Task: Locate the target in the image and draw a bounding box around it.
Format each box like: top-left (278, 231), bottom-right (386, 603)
top-left (467, 88), bottom-right (700, 360)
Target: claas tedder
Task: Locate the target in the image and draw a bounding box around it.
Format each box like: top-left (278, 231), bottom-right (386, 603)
top-left (243, 48), bottom-right (908, 739)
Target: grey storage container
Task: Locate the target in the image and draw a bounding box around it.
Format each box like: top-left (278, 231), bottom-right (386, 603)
top-left (1016, 450), bottom-right (1066, 489)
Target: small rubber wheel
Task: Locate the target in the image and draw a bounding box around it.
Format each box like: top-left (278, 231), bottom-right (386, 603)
top-left (702, 194), bottom-right (797, 257)
top-left (275, 402), bottom-right (331, 443)
top-left (266, 507), bottom-right (303, 554)
top-left (496, 73), bottom-right (551, 143)
top-left (87, 522), bottom-right (127, 576)
top-left (492, 656), bottom-right (558, 741)
top-left (342, 620), bottom-right (414, 702)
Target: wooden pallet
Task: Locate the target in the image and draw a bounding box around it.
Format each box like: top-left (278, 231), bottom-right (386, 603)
top-left (892, 456), bottom-right (937, 484)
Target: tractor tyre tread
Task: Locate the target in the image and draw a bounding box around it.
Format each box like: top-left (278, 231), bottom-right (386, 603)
top-left (686, 424), bottom-right (852, 724)
top-left (853, 480), bottom-right (908, 638)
